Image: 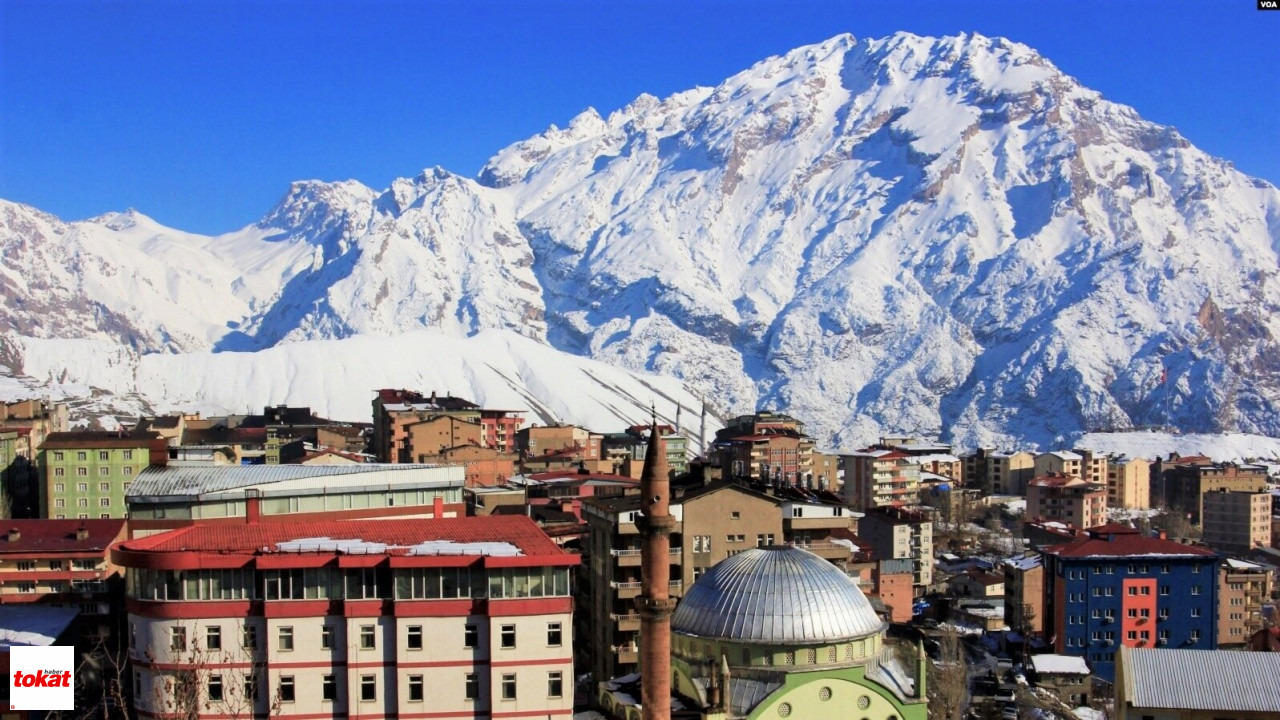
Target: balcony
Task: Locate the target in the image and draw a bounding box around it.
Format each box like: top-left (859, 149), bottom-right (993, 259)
top-left (611, 612), bottom-right (641, 632)
top-left (614, 644), bottom-right (638, 664)
top-left (611, 581), bottom-right (642, 599)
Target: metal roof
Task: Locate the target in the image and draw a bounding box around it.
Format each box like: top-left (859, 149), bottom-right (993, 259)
top-left (671, 546), bottom-right (883, 645)
top-left (1120, 647), bottom-right (1280, 712)
top-left (127, 462), bottom-right (462, 500)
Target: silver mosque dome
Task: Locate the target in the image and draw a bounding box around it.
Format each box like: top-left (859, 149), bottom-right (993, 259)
top-left (671, 546), bottom-right (884, 645)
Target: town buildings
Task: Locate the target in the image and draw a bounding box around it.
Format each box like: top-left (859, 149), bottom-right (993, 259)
top-left (1003, 552), bottom-right (1045, 636)
top-left (1034, 450), bottom-right (1084, 480)
top-left (714, 412), bottom-right (816, 485)
top-left (1026, 473), bottom-right (1107, 529)
top-left (372, 389), bottom-right (524, 462)
top-left (1151, 455), bottom-right (1269, 524)
top-left (1106, 455), bottom-right (1151, 510)
top-left (0, 519), bottom-right (127, 619)
top-left (1041, 525), bottom-right (1218, 681)
top-left (1218, 558), bottom-right (1273, 647)
top-left (1201, 489), bottom-right (1272, 552)
top-left (114, 515), bottom-right (577, 720)
top-left (841, 450), bottom-right (921, 510)
top-left (125, 463), bottom-right (464, 537)
top-left (40, 430), bottom-right (167, 520)
top-left (603, 425), bottom-right (689, 478)
top-left (856, 507), bottom-right (933, 593)
top-left (1027, 654), bottom-right (1091, 708)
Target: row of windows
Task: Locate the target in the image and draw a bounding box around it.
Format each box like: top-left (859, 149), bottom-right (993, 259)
top-left (53, 497), bottom-right (113, 507)
top-left (128, 566), bottom-right (572, 602)
top-left (13, 560), bottom-right (99, 571)
top-left (168, 621), bottom-right (563, 653)
top-left (52, 466), bottom-right (136, 478)
top-left (52, 450), bottom-right (136, 462)
top-left (152, 669), bottom-right (564, 705)
top-left (1065, 563), bottom-right (1202, 579)
top-left (52, 481), bottom-right (132, 493)
top-left (10, 579), bottom-right (107, 594)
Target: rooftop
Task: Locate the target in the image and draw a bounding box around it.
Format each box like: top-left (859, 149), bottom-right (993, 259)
top-left (117, 515), bottom-right (567, 558)
top-left (0, 605), bottom-right (80, 648)
top-left (1045, 525), bottom-right (1216, 559)
top-left (1029, 654), bottom-right (1090, 676)
top-left (127, 462), bottom-right (461, 499)
top-left (672, 546), bottom-right (882, 645)
top-left (40, 430), bottom-right (161, 449)
top-left (0, 519), bottom-right (126, 554)
top-left (1119, 647), bottom-right (1280, 712)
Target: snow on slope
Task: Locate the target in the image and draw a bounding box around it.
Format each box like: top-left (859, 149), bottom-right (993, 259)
top-left (1077, 430), bottom-right (1280, 465)
top-left (7, 330), bottom-right (717, 444)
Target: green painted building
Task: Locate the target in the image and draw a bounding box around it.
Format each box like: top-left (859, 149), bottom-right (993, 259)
top-left (599, 546), bottom-right (928, 720)
top-left (39, 430), bottom-right (164, 519)
top-left (0, 430), bottom-right (16, 517)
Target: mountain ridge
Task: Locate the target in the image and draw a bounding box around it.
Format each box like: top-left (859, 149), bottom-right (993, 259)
top-left (2, 31), bottom-right (1278, 449)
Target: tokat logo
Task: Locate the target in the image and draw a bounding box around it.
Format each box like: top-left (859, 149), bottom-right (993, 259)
top-left (8, 646), bottom-right (74, 711)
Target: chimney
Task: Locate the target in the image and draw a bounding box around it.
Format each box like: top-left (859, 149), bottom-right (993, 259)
top-left (7, 528), bottom-right (19, 542)
top-left (433, 495), bottom-right (445, 518)
top-left (245, 489), bottom-right (261, 524)
top-left (76, 524), bottom-right (89, 541)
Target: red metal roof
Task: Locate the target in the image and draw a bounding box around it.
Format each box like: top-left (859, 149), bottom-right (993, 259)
top-left (0, 519), bottom-right (126, 554)
top-left (1045, 524), bottom-right (1216, 559)
top-left (118, 515), bottom-right (567, 558)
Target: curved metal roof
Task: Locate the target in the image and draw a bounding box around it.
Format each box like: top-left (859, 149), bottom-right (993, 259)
top-left (671, 546), bottom-right (883, 645)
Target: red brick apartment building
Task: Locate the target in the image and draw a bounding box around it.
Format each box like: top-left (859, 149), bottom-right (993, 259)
top-left (113, 515), bottom-right (577, 719)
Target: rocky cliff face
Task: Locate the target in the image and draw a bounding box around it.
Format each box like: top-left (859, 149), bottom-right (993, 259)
top-left (2, 32), bottom-right (1278, 448)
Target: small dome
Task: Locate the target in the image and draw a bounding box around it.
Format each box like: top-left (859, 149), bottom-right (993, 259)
top-left (672, 546), bottom-right (883, 645)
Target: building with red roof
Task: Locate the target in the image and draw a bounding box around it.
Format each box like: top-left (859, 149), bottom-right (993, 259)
top-left (841, 449), bottom-right (922, 510)
top-left (1027, 472), bottom-right (1107, 530)
top-left (1041, 524), bottom-right (1218, 682)
top-left (114, 514), bottom-right (577, 719)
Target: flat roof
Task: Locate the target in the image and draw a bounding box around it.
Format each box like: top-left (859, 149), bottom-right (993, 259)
top-left (127, 462), bottom-right (463, 500)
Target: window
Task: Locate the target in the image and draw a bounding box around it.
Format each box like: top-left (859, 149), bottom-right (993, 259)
top-left (501, 673), bottom-right (517, 701)
top-left (54, 481), bottom-right (64, 491)
top-left (360, 675), bottom-right (376, 702)
top-left (1190, 630), bottom-right (1200, 642)
top-left (78, 498), bottom-right (88, 507)
top-left (77, 467), bottom-right (87, 476)
top-left (171, 626), bottom-right (187, 652)
top-left (77, 482), bottom-right (87, 491)
top-left (54, 499), bottom-right (64, 507)
top-left (279, 676), bottom-right (295, 703)
top-left (206, 626), bottom-right (221, 651)
top-left (322, 675), bottom-right (336, 701)
top-left (99, 451), bottom-right (109, 461)
top-left (16, 582), bottom-right (35, 593)
top-left (731, 511), bottom-right (741, 520)
top-left (54, 451), bottom-right (64, 461)
top-left (501, 624), bottom-right (516, 648)
top-left (48, 560), bottom-right (63, 570)
top-left (1191, 585), bottom-right (1201, 595)
top-left (1161, 565), bottom-right (1170, 574)
top-left (548, 671), bottom-right (563, 698)
top-left (208, 674), bottom-right (223, 702)
top-left (360, 624), bottom-right (376, 649)
top-left (408, 674), bottom-right (424, 702)
top-left (1127, 587), bottom-right (1137, 596)
top-left (547, 622), bottom-right (562, 646)
top-left (123, 450), bottom-right (133, 460)
top-left (1190, 608), bottom-right (1201, 618)
top-left (278, 626), bottom-right (293, 651)
top-left (99, 497), bottom-right (110, 507)
top-left (77, 452), bottom-right (87, 461)
top-left (464, 624), bottom-right (478, 648)
top-left (464, 673), bottom-right (479, 701)
top-left (1158, 608), bottom-right (1169, 620)
top-left (693, 535), bottom-right (711, 553)
top-left (99, 513), bottom-right (110, 519)
top-left (123, 466), bottom-right (133, 475)
top-left (242, 625), bottom-right (257, 649)
top-left (1160, 586), bottom-right (1169, 596)
top-left (407, 625), bottom-right (423, 650)
top-left (321, 624), bottom-right (333, 649)
top-left (16, 561), bottom-right (34, 571)
top-left (243, 675), bottom-right (257, 701)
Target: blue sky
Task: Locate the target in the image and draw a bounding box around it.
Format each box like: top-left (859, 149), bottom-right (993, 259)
top-left (1, 0), bottom-right (1276, 235)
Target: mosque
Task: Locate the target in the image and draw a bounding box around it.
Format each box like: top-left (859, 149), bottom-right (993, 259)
top-left (596, 424), bottom-right (928, 720)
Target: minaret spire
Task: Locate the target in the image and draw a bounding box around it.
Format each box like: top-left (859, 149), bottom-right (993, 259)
top-left (637, 415), bottom-right (676, 720)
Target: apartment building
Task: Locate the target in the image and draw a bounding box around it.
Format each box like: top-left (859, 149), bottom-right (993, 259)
top-left (1041, 525), bottom-right (1218, 682)
top-left (1201, 489), bottom-right (1272, 552)
top-left (405, 414), bottom-right (483, 461)
top-left (857, 506), bottom-right (933, 593)
top-left (1071, 448), bottom-right (1110, 485)
top-left (0, 519), bottom-right (127, 619)
top-left (1034, 450), bottom-right (1084, 479)
top-left (602, 425), bottom-right (690, 478)
top-left (1026, 474), bottom-right (1107, 530)
top-left (1003, 553), bottom-right (1045, 636)
top-left (125, 463), bottom-right (464, 538)
top-left (715, 411), bottom-right (816, 483)
top-left (372, 389), bottom-right (524, 461)
top-left (1105, 455), bottom-right (1151, 510)
top-left (40, 431), bottom-right (167, 519)
top-left (114, 515), bottom-right (576, 720)
top-left (0, 398), bottom-right (69, 458)
top-left (1152, 456), bottom-right (1269, 523)
top-left (841, 450), bottom-right (921, 510)
top-left (1218, 558), bottom-right (1273, 647)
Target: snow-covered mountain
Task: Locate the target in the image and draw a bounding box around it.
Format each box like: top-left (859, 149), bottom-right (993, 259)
top-left (3, 32), bottom-right (1278, 449)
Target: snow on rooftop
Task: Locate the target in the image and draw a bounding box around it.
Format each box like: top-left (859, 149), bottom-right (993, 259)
top-left (1078, 430), bottom-right (1280, 465)
top-left (1030, 654), bottom-right (1090, 675)
top-left (0, 605), bottom-right (80, 648)
top-left (273, 536), bottom-right (523, 557)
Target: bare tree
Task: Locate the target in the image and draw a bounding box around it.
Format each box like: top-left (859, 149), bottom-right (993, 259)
top-left (928, 627), bottom-right (969, 720)
top-left (144, 623), bottom-right (280, 720)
